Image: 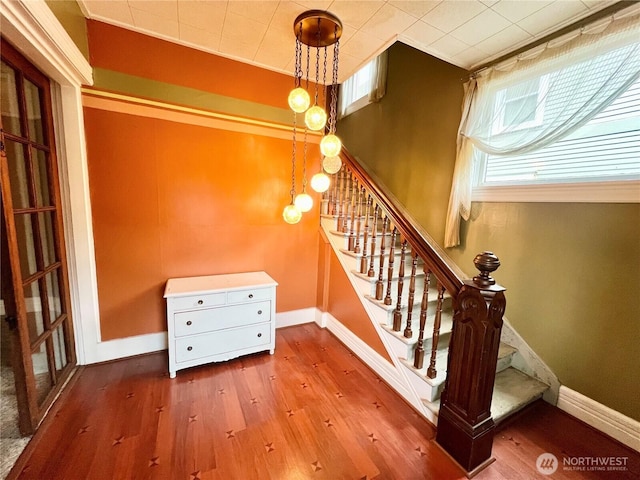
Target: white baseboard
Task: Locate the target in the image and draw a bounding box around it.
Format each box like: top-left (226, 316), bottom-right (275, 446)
top-left (323, 312), bottom-right (414, 403)
top-left (84, 331), bottom-right (168, 364)
top-left (557, 386), bottom-right (640, 452)
top-left (83, 308), bottom-right (319, 364)
top-left (315, 309), bottom-right (328, 328)
top-left (275, 308), bottom-right (317, 329)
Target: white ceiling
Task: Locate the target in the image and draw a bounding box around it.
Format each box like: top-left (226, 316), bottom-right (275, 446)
top-left (77, 0), bottom-right (618, 82)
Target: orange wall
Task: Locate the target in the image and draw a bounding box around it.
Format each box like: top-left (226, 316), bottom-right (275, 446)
top-left (84, 22), bottom-right (322, 341)
top-left (85, 108), bottom-right (320, 340)
top-left (87, 20), bottom-right (292, 108)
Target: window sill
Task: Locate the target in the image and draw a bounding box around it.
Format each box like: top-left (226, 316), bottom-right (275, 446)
top-left (342, 95), bottom-right (371, 118)
top-left (472, 180), bottom-right (640, 203)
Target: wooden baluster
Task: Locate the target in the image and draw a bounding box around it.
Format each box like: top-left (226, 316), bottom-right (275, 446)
top-left (348, 178), bottom-right (358, 250)
top-left (336, 169), bottom-right (344, 230)
top-left (403, 254), bottom-right (418, 338)
top-left (384, 227), bottom-right (397, 305)
top-left (360, 195), bottom-right (371, 274)
top-left (353, 186), bottom-right (364, 254)
top-left (375, 215), bottom-right (388, 300)
top-left (427, 284), bottom-right (445, 378)
top-left (414, 269), bottom-right (431, 369)
top-left (367, 205), bottom-right (379, 277)
top-left (342, 170), bottom-right (351, 233)
top-left (331, 168), bottom-right (340, 216)
top-left (393, 240), bottom-right (407, 331)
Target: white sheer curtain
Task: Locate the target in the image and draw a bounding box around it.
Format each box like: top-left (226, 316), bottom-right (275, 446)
top-left (368, 49), bottom-right (388, 103)
top-left (444, 8), bottom-right (640, 248)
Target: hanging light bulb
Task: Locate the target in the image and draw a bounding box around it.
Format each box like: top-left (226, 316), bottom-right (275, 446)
top-left (288, 87), bottom-right (310, 113)
top-left (322, 155), bottom-right (342, 174)
top-left (320, 134), bottom-right (342, 157)
top-left (294, 192), bottom-right (313, 212)
top-left (304, 105), bottom-right (327, 131)
top-left (283, 203), bottom-right (303, 224)
top-left (311, 172), bottom-right (331, 193)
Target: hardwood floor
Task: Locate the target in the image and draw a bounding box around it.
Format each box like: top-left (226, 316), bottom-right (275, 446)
top-left (6, 323), bottom-right (639, 479)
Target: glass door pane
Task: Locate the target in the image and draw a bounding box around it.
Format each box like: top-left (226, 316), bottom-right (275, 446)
top-left (1, 40), bottom-right (76, 434)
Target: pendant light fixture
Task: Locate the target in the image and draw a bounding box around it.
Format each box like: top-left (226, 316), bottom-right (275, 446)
top-left (283, 10), bottom-right (343, 221)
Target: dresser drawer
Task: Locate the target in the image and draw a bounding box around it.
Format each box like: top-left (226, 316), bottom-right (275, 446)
top-left (170, 292), bottom-right (226, 311)
top-left (227, 287), bottom-right (271, 304)
top-left (174, 323), bottom-right (271, 363)
top-left (174, 301), bottom-right (271, 337)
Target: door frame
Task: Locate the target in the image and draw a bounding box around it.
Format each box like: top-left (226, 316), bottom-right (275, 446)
top-left (1, 0), bottom-right (96, 365)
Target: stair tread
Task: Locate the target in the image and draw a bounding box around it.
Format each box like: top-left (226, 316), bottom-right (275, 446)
top-left (402, 341), bottom-right (517, 384)
top-left (422, 367), bottom-right (549, 423)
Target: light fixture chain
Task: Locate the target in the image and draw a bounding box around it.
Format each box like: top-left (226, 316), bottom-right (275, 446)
top-left (305, 44), bottom-right (310, 89)
top-left (290, 110), bottom-right (297, 200)
top-left (302, 126), bottom-right (308, 191)
top-left (322, 46), bottom-right (328, 115)
top-left (295, 35), bottom-right (302, 88)
top-left (329, 34), bottom-right (340, 134)
top-left (314, 37), bottom-right (320, 104)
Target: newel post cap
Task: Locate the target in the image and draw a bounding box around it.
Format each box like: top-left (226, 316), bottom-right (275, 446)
top-left (472, 251), bottom-right (501, 287)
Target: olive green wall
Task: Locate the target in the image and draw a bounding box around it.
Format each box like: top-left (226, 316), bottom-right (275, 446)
top-left (449, 202), bottom-right (640, 421)
top-left (338, 43), bottom-right (466, 246)
top-left (45, 0), bottom-right (89, 61)
top-left (338, 42), bottom-right (640, 421)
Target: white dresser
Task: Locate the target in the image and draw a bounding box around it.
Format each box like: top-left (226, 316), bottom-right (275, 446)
top-left (164, 271), bottom-right (278, 378)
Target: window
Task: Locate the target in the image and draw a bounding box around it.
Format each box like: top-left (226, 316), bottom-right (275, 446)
top-left (446, 10), bottom-right (639, 247)
top-left (339, 51), bottom-right (387, 117)
top-left (492, 76), bottom-right (549, 134)
top-left (478, 76), bottom-right (640, 186)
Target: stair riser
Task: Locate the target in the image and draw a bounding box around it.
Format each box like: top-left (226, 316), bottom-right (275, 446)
top-left (384, 328), bottom-right (451, 363)
top-left (371, 284), bottom-right (451, 319)
top-left (342, 250), bottom-right (418, 273)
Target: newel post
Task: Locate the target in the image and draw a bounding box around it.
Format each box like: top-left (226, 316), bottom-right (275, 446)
top-left (436, 251), bottom-right (506, 477)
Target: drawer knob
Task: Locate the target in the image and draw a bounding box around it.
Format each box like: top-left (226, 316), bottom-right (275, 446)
top-left (186, 320), bottom-right (192, 326)
top-left (187, 346), bottom-right (193, 351)
top-left (257, 333), bottom-right (262, 338)
top-left (258, 310), bottom-right (262, 315)
top-left (197, 300), bottom-right (203, 305)
top-left (248, 294), bottom-right (254, 299)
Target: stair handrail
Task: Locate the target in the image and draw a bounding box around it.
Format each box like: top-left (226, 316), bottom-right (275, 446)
top-left (340, 147), bottom-right (466, 296)
top-left (339, 147), bottom-right (508, 475)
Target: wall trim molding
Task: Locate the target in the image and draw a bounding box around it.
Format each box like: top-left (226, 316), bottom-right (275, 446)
top-left (82, 89), bottom-right (322, 143)
top-left (557, 385), bottom-right (640, 452)
top-left (472, 180), bottom-right (640, 204)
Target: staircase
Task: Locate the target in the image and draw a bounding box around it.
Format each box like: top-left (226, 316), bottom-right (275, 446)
top-left (319, 158), bottom-right (550, 434)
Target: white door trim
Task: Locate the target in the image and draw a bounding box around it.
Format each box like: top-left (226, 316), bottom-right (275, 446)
top-left (1, 0), bottom-right (100, 364)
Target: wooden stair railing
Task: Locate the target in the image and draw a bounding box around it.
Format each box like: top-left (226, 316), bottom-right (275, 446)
top-left (331, 148), bottom-right (507, 475)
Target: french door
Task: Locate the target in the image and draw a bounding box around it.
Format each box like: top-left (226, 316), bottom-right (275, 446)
top-left (1, 40), bottom-right (76, 434)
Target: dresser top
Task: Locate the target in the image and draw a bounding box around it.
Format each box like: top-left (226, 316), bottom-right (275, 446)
top-left (164, 271), bottom-right (278, 298)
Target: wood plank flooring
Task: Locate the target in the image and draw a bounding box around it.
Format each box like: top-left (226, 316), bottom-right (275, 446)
top-left (6, 323), bottom-right (639, 479)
